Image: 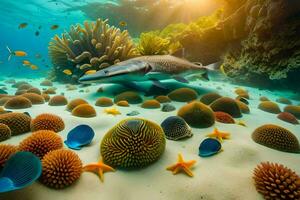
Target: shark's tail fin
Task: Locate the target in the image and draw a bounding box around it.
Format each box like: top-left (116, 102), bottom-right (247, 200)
top-left (6, 46), bottom-right (12, 61)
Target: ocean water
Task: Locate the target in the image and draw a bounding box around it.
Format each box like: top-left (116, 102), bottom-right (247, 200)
top-left (0, 1), bottom-right (300, 200)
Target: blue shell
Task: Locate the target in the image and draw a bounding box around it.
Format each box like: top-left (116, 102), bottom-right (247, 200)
top-left (198, 138), bottom-right (222, 157)
top-left (64, 124), bottom-right (95, 150)
top-left (0, 152), bottom-right (42, 193)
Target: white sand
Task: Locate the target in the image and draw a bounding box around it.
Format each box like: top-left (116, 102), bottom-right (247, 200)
top-left (0, 78), bottom-right (300, 200)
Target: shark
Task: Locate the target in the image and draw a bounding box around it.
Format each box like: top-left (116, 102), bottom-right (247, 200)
top-left (79, 55), bottom-right (216, 91)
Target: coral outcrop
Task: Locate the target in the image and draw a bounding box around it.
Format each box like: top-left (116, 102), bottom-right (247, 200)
top-left (31, 113), bottom-right (65, 132)
top-left (210, 97), bottom-right (242, 118)
top-left (168, 88), bottom-right (198, 102)
top-left (4, 96), bottom-right (32, 109)
top-left (0, 112), bottom-right (31, 135)
top-left (0, 123), bottom-right (11, 142)
top-left (72, 104), bottom-right (96, 118)
top-left (0, 144), bottom-right (17, 168)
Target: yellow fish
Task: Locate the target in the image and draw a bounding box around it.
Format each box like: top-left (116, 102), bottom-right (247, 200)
top-left (103, 107), bottom-right (121, 116)
top-left (23, 60), bottom-right (31, 66)
top-left (30, 65), bottom-right (38, 70)
top-left (119, 21), bottom-right (127, 27)
top-left (18, 23), bottom-right (28, 29)
top-left (6, 46), bottom-right (27, 61)
top-left (85, 70), bottom-right (97, 75)
top-left (63, 69), bottom-right (72, 75)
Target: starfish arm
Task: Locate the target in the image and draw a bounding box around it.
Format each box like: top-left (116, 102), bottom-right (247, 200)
top-left (83, 163), bottom-right (100, 172)
top-left (182, 166), bottom-right (194, 177)
top-left (166, 164), bottom-right (178, 171)
top-left (98, 168), bottom-right (104, 182)
top-left (185, 160), bottom-right (196, 168)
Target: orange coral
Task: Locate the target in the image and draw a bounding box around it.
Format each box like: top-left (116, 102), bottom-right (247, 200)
top-left (259, 96), bottom-right (269, 101)
top-left (0, 144), bottom-right (17, 168)
top-left (0, 112), bottom-right (31, 135)
top-left (141, 100), bottom-right (161, 109)
top-left (168, 88), bottom-right (198, 102)
top-left (4, 96), bottom-right (32, 109)
top-left (48, 95), bottom-right (68, 106)
top-left (31, 113), bottom-right (65, 132)
top-left (22, 93), bottom-right (45, 104)
top-left (66, 98), bottom-right (88, 111)
top-left (276, 97), bottom-right (292, 105)
top-left (258, 101), bottom-right (281, 114)
top-left (277, 112), bottom-right (299, 125)
top-left (155, 95), bottom-right (171, 103)
top-left (214, 111), bottom-right (235, 124)
top-left (27, 87), bottom-right (42, 95)
top-left (95, 97), bottom-right (113, 107)
top-left (210, 97), bottom-right (242, 118)
top-left (114, 91), bottom-right (143, 104)
top-left (284, 105), bottom-right (300, 119)
top-left (43, 87), bottom-right (56, 94)
top-left (200, 92), bottom-right (222, 105)
top-left (72, 104), bottom-right (96, 118)
top-left (0, 97), bottom-right (12, 106)
top-left (116, 100), bottom-right (130, 107)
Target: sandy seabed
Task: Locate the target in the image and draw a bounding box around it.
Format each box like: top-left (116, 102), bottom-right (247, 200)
top-left (0, 78), bottom-right (299, 200)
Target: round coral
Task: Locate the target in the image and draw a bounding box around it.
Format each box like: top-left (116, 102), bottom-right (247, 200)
top-left (12, 81), bottom-right (29, 88)
top-left (284, 105), bottom-right (300, 119)
top-left (259, 96), bottom-right (269, 101)
top-left (236, 100), bottom-right (250, 114)
top-left (177, 101), bottom-right (215, 128)
top-left (0, 112), bottom-right (31, 135)
top-left (19, 130), bottom-right (63, 159)
top-left (41, 149), bottom-right (82, 189)
top-left (253, 162), bottom-right (300, 199)
top-left (18, 84), bottom-right (32, 90)
top-left (277, 112), bottom-right (299, 125)
top-left (101, 118), bottom-right (166, 169)
top-left (234, 88), bottom-right (248, 95)
top-left (95, 97), bottom-right (113, 107)
top-left (141, 100), bottom-right (161, 109)
top-left (114, 91), bottom-right (143, 104)
top-left (31, 113), bottom-right (65, 132)
top-left (0, 123), bottom-right (11, 142)
top-left (48, 95), bottom-right (68, 106)
top-left (116, 100), bottom-right (129, 107)
top-left (258, 101), bottom-right (281, 114)
top-left (4, 96), bottom-right (32, 109)
top-left (210, 97), bottom-right (242, 118)
top-left (72, 104), bottom-right (96, 118)
top-left (66, 98), bottom-right (88, 111)
top-left (42, 93), bottom-right (50, 102)
top-left (161, 116), bottom-right (192, 141)
top-left (0, 97), bottom-right (12, 106)
top-left (168, 88), bottom-right (198, 102)
top-left (155, 95), bottom-right (171, 103)
top-left (276, 97), bottom-right (292, 105)
top-left (252, 124), bottom-right (300, 153)
top-left (214, 112), bottom-right (235, 124)
top-left (40, 80), bottom-right (53, 86)
top-left (43, 87), bottom-right (56, 94)
top-left (15, 89), bottom-right (27, 95)
top-left (200, 93), bottom-right (222, 105)
top-left (22, 93), bottom-right (45, 104)
top-left (27, 87), bottom-right (42, 95)
top-left (0, 144), bottom-right (17, 168)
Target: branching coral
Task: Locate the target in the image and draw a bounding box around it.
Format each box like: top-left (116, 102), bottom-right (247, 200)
top-left (49, 18), bottom-right (138, 83)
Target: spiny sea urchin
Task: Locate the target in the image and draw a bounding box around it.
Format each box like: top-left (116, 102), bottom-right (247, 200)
top-left (31, 113), bottom-right (65, 132)
top-left (0, 144), bottom-right (17, 168)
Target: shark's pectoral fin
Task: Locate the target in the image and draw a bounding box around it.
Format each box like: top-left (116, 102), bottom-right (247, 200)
top-left (172, 76), bottom-right (189, 83)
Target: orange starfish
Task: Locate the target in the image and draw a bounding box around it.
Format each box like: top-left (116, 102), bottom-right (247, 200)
top-left (206, 128), bottom-right (230, 142)
top-left (83, 158), bottom-right (115, 182)
top-left (166, 153), bottom-right (196, 177)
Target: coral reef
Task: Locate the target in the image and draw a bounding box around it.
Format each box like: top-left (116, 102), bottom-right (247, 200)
top-left (43, 87), bottom-right (56, 94)
top-left (42, 93), bottom-right (50, 102)
top-left (0, 97), bottom-right (12, 106)
top-left (167, 88), bottom-right (198, 102)
top-left (253, 162), bottom-right (300, 199)
top-left (258, 101), bottom-right (281, 114)
top-left (4, 96), bottom-right (32, 109)
top-left (101, 118), bottom-right (165, 169)
top-left (18, 130), bottom-right (63, 159)
top-left (27, 87), bottom-right (42, 95)
top-left (252, 124), bottom-right (300, 153)
top-left (40, 80), bottom-right (53, 86)
top-left (141, 100), bottom-right (161, 109)
top-left (200, 92), bottom-right (222, 105)
top-left (48, 18), bottom-right (138, 83)
top-left (116, 100), bottom-right (129, 107)
top-left (259, 96), bottom-right (269, 102)
top-left (0, 144), bottom-right (17, 168)
top-left (277, 112), bottom-right (299, 125)
top-left (284, 105), bottom-right (300, 119)
top-left (0, 112), bottom-right (31, 135)
top-left (114, 91), bottom-right (143, 104)
top-left (41, 149), bottom-right (82, 189)
top-left (161, 116), bottom-right (192, 141)
top-left (177, 101), bottom-right (215, 128)
top-left (31, 113), bottom-right (65, 132)
top-left (72, 104), bottom-right (96, 118)
top-left (155, 95), bottom-right (171, 103)
top-left (276, 97), bottom-right (292, 105)
top-left (95, 97), bottom-right (113, 107)
top-left (210, 97), bottom-right (242, 118)
top-left (214, 111), bottom-right (235, 124)
top-left (0, 123), bottom-right (11, 142)
top-left (22, 93), bottom-right (45, 104)
top-left (236, 100), bottom-right (250, 114)
top-left (66, 98), bottom-right (88, 111)
top-left (48, 95), bottom-right (68, 106)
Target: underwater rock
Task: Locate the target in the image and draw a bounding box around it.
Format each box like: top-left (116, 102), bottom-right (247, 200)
top-left (141, 99), bottom-right (161, 109)
top-left (198, 138), bottom-right (222, 157)
top-left (4, 96), bottom-right (32, 109)
top-left (284, 105), bottom-right (300, 119)
top-left (161, 103), bottom-right (176, 112)
top-left (0, 97), bottom-right (12, 106)
top-left (72, 104), bottom-right (96, 118)
top-left (17, 84), bottom-right (32, 91)
top-left (214, 112), bottom-right (235, 124)
top-left (31, 113), bottom-right (65, 132)
top-left (48, 95), bottom-right (68, 106)
top-left (101, 118), bottom-right (166, 169)
top-left (0, 123), bottom-right (11, 142)
top-left (40, 80), bottom-right (53, 87)
top-left (252, 124), bottom-right (300, 153)
top-left (116, 100), bottom-right (130, 107)
top-left (41, 149), bottom-right (82, 189)
top-left (199, 92), bottom-right (222, 105)
top-left (259, 96), bottom-right (270, 101)
top-left (22, 93), bottom-right (45, 105)
top-left (114, 91), bottom-right (143, 104)
top-left (27, 87), bottom-right (42, 95)
top-left (276, 97), bottom-right (292, 105)
top-left (66, 98), bottom-right (88, 112)
top-left (161, 116), bottom-right (192, 141)
top-left (155, 95), bottom-right (171, 103)
top-left (210, 97), bottom-right (242, 118)
top-left (126, 111), bottom-right (140, 116)
top-left (95, 97), bottom-right (114, 107)
top-left (0, 144), bottom-right (18, 168)
top-left (19, 130), bottom-right (63, 159)
top-left (168, 88), bottom-right (198, 102)
top-left (277, 112), bottom-right (299, 125)
top-left (178, 101), bottom-right (215, 128)
top-left (0, 112), bottom-right (31, 135)
top-left (258, 101), bottom-right (281, 114)
top-left (15, 89), bottom-right (27, 96)
top-left (253, 162), bottom-right (300, 200)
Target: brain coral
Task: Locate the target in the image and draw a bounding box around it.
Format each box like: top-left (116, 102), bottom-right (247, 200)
top-left (72, 104), bottom-right (96, 118)
top-left (95, 97), bottom-right (113, 107)
top-left (141, 100), bottom-right (161, 109)
top-left (284, 105), bottom-right (300, 119)
top-left (31, 113), bottom-right (65, 132)
top-left (276, 97), bottom-right (292, 105)
top-left (19, 130), bottom-right (63, 159)
top-left (114, 91), bottom-right (143, 104)
top-left (155, 95), bottom-right (171, 103)
top-left (253, 162), bottom-right (300, 199)
top-left (214, 112), bottom-right (235, 124)
top-left (116, 100), bottom-right (129, 107)
top-left (252, 124), bottom-right (300, 153)
top-left (0, 123), bottom-right (11, 142)
top-left (168, 88), bottom-right (198, 102)
top-left (0, 144), bottom-right (17, 168)
top-left (0, 112), bottom-right (31, 135)
top-left (48, 18), bottom-right (137, 83)
top-left (22, 93), bottom-right (45, 104)
top-left (177, 101), bottom-right (215, 128)
top-left (41, 149), bottom-right (82, 189)
top-left (27, 87), bottom-right (42, 95)
top-left (48, 95), bottom-right (68, 106)
top-left (66, 98), bottom-right (88, 111)
top-left (277, 112), bottom-right (299, 125)
top-left (258, 101), bottom-right (281, 114)
top-left (161, 116), bottom-right (192, 140)
top-left (210, 97), bottom-right (242, 118)
top-left (101, 118), bottom-right (166, 169)
top-left (200, 92), bottom-right (222, 105)
top-left (4, 96), bottom-right (32, 109)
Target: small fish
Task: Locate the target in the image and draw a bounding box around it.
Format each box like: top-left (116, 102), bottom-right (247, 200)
top-left (35, 31), bottom-right (40, 36)
top-left (103, 107), bottom-right (121, 116)
top-left (119, 21), bottom-right (127, 27)
top-left (50, 25), bottom-right (59, 30)
top-left (85, 70), bottom-right (97, 75)
top-left (18, 23), bottom-right (28, 29)
top-left (63, 69), bottom-right (72, 75)
top-left (30, 65), bottom-right (38, 70)
top-left (6, 46), bottom-right (27, 61)
top-left (22, 60), bottom-right (31, 66)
